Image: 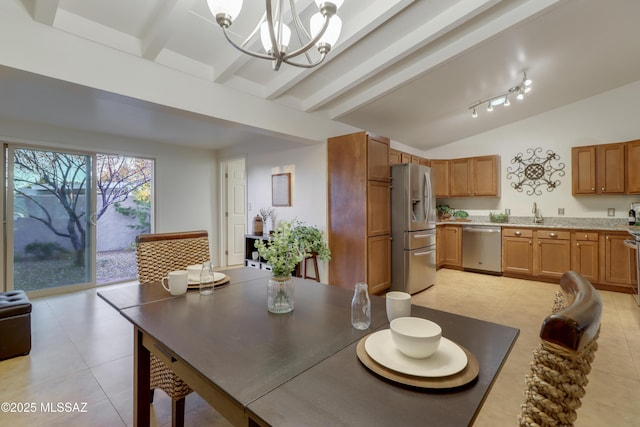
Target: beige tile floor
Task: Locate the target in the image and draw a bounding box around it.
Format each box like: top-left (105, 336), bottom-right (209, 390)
top-left (1, 269), bottom-right (639, 426)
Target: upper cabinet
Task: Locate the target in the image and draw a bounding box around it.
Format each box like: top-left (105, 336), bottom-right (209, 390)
top-left (572, 142), bottom-right (627, 195)
top-left (449, 155), bottom-right (500, 197)
top-left (627, 140), bottom-right (640, 194)
top-left (388, 148), bottom-right (430, 168)
top-left (430, 160), bottom-right (450, 198)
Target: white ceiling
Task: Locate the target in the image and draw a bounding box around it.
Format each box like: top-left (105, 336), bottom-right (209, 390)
top-left (1, 0), bottom-right (639, 151)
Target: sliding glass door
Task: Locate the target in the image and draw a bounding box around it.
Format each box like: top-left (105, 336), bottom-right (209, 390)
top-left (8, 146), bottom-right (93, 292)
top-left (4, 145), bottom-right (154, 294)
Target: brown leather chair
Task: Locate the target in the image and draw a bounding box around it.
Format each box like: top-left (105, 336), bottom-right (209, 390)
top-left (518, 271), bottom-right (602, 426)
top-left (135, 230), bottom-right (211, 427)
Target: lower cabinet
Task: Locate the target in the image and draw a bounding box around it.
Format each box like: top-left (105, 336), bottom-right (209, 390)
top-left (367, 235), bottom-right (391, 294)
top-left (535, 230), bottom-right (571, 280)
top-left (602, 232), bottom-right (636, 290)
top-left (571, 232), bottom-right (599, 282)
top-left (441, 225), bottom-right (462, 268)
top-left (436, 226), bottom-right (445, 268)
top-left (502, 229), bottom-right (534, 275)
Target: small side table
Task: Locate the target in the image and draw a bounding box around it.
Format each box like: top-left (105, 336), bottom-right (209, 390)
top-left (301, 253), bottom-right (320, 282)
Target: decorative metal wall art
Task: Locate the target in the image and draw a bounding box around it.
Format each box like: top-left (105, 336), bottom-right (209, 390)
top-left (506, 147), bottom-right (565, 195)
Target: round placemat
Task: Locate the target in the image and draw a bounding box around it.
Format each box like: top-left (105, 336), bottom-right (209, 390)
top-left (356, 334), bottom-right (479, 389)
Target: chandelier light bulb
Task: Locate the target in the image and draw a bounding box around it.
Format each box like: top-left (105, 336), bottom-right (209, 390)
top-left (487, 103), bottom-right (493, 112)
top-left (208, 0), bottom-right (243, 27)
top-left (260, 22), bottom-right (291, 53)
top-left (504, 97), bottom-right (511, 106)
top-left (311, 13), bottom-right (342, 52)
top-left (517, 91), bottom-right (524, 100)
top-left (472, 108), bottom-right (478, 118)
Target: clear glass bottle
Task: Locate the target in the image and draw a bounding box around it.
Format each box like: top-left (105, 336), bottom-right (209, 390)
top-left (351, 282), bottom-right (371, 330)
top-left (199, 261), bottom-right (214, 296)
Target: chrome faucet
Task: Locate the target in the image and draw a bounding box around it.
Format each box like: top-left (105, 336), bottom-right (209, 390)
top-left (532, 202), bottom-right (544, 223)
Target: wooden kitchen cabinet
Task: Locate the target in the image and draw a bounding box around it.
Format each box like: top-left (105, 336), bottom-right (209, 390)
top-left (571, 231), bottom-right (599, 283)
top-left (389, 149), bottom-right (401, 166)
top-left (449, 155), bottom-right (500, 197)
top-left (442, 225), bottom-right (462, 268)
top-left (601, 232), bottom-right (636, 291)
top-left (626, 139), bottom-right (640, 193)
top-left (367, 180), bottom-right (391, 236)
top-left (328, 131), bottom-right (390, 293)
top-left (572, 143), bottom-right (625, 195)
top-left (367, 234), bottom-right (391, 294)
top-left (430, 160), bottom-right (450, 198)
top-left (436, 225), bottom-right (445, 268)
top-left (534, 229), bottom-right (571, 280)
top-left (502, 228), bottom-right (534, 276)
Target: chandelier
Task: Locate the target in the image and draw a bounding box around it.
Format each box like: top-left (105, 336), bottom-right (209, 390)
top-left (469, 72), bottom-right (532, 118)
top-left (207, 0), bottom-right (344, 71)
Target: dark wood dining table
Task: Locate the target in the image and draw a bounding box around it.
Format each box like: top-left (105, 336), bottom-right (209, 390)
top-left (98, 267), bottom-right (519, 427)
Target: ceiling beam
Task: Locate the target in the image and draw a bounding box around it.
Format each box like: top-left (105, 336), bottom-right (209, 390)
top-left (303, 0), bottom-right (500, 113)
top-left (263, 0), bottom-right (415, 101)
top-left (30, 0), bottom-right (59, 26)
top-left (328, 0), bottom-right (563, 119)
top-left (141, 0), bottom-right (196, 60)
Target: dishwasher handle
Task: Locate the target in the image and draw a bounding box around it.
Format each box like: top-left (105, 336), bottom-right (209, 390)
top-left (463, 227), bottom-right (501, 233)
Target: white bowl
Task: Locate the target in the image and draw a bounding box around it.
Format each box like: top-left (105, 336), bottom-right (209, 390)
top-left (390, 317), bottom-right (442, 359)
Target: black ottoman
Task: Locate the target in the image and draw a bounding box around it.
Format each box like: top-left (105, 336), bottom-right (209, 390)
top-left (0, 290), bottom-right (32, 360)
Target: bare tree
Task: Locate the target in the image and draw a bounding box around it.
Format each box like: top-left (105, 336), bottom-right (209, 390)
top-left (13, 149), bottom-right (151, 266)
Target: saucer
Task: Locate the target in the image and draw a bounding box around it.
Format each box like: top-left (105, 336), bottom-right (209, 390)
top-left (364, 329), bottom-right (467, 377)
top-left (187, 272), bottom-right (225, 285)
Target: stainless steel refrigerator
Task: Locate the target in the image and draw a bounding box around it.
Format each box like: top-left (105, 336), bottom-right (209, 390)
top-left (390, 163), bottom-right (436, 294)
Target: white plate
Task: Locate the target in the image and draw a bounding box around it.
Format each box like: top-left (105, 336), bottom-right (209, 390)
top-left (187, 272), bottom-right (225, 285)
top-left (364, 329), bottom-right (467, 377)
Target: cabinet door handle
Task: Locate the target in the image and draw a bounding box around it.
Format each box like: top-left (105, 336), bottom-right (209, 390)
top-left (529, 240), bottom-right (532, 245)
top-left (514, 231), bottom-right (522, 236)
top-left (601, 187), bottom-right (605, 191)
top-left (538, 241), bottom-right (541, 245)
top-left (577, 242), bottom-right (580, 247)
top-left (584, 234), bottom-right (588, 239)
top-left (591, 187), bottom-right (595, 191)
top-left (549, 232), bottom-right (557, 238)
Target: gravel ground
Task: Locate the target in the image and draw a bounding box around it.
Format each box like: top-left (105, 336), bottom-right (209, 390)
top-left (14, 249), bottom-right (138, 291)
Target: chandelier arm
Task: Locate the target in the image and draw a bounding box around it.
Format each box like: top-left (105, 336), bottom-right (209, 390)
top-left (240, 12), bottom-right (267, 49)
top-left (283, 13), bottom-right (330, 60)
top-left (289, 0), bottom-right (314, 64)
top-left (222, 27), bottom-right (275, 61)
top-left (283, 52), bottom-right (327, 68)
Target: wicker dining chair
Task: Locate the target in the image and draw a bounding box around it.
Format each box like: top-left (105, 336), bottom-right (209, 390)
top-left (518, 271), bottom-right (602, 427)
top-left (135, 230), bottom-right (211, 427)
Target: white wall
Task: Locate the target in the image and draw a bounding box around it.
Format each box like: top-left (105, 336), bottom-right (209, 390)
top-left (219, 140), bottom-right (330, 282)
top-left (423, 80), bottom-right (640, 218)
top-left (0, 118), bottom-right (219, 264)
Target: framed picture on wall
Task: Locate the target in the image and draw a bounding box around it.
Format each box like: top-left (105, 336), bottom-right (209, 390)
top-left (272, 173), bottom-right (291, 206)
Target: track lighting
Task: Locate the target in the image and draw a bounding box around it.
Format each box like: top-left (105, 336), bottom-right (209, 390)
top-left (468, 72), bottom-right (532, 118)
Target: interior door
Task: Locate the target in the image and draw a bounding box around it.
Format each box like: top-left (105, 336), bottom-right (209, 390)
top-left (226, 158), bottom-right (246, 266)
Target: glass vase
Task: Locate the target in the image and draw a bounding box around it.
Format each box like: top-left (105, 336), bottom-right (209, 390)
top-left (268, 275), bottom-right (294, 314)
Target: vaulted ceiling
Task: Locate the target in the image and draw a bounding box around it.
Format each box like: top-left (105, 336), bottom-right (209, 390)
top-left (1, 0), bottom-right (639, 151)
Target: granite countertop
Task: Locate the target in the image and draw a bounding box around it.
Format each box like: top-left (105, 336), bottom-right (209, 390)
top-left (437, 216), bottom-right (633, 231)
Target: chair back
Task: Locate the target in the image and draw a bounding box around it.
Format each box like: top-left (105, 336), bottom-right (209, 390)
top-left (519, 271), bottom-right (602, 427)
top-left (135, 230), bottom-right (210, 284)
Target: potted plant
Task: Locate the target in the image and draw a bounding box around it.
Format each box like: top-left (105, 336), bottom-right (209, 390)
top-left (290, 220), bottom-right (331, 263)
top-left (255, 221), bottom-right (305, 313)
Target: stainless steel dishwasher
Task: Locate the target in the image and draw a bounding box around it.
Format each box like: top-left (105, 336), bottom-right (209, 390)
top-left (462, 225), bottom-right (502, 274)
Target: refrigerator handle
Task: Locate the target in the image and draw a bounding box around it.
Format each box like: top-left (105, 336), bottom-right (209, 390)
top-left (424, 171), bottom-right (432, 224)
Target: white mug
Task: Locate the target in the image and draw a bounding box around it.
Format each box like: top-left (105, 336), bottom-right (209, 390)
top-left (161, 270), bottom-right (188, 296)
top-left (386, 291), bottom-right (412, 322)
